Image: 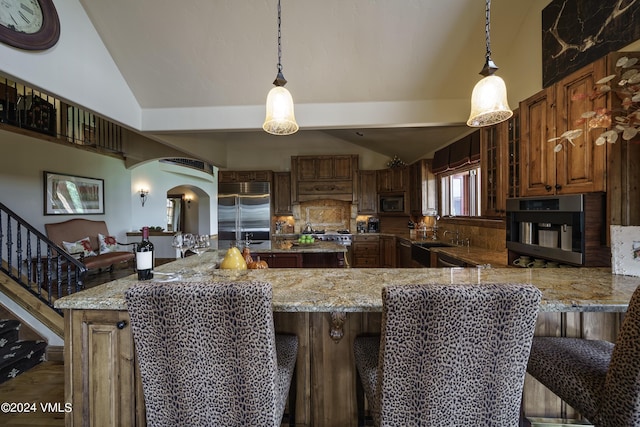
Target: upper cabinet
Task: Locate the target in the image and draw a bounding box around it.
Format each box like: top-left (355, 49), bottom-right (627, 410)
top-left (376, 167), bottom-right (409, 193)
top-left (357, 170), bottom-right (377, 214)
top-left (219, 170), bottom-right (273, 183)
top-left (273, 172), bottom-right (292, 215)
top-left (480, 110), bottom-right (519, 216)
top-left (409, 159), bottom-right (437, 216)
top-left (520, 57), bottom-right (608, 196)
top-left (291, 155), bottom-right (358, 202)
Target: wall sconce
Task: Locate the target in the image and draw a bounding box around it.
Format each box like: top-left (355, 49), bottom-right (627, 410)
top-left (139, 189), bottom-right (149, 207)
top-left (185, 196), bottom-right (192, 209)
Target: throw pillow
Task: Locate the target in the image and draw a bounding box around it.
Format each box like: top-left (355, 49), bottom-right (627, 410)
top-left (98, 233), bottom-right (118, 254)
top-left (62, 237), bottom-right (96, 258)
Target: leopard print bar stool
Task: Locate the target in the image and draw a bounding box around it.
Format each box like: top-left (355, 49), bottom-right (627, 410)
top-left (527, 285), bottom-right (640, 427)
top-left (126, 281), bottom-right (298, 427)
top-left (353, 283), bottom-right (541, 427)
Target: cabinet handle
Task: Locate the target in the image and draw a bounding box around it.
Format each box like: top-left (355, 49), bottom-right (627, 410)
top-left (555, 184), bottom-right (562, 190)
top-left (116, 320), bottom-right (127, 330)
top-left (544, 184), bottom-right (552, 191)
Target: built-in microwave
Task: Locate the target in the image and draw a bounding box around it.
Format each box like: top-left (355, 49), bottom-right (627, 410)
top-left (379, 193), bottom-right (405, 214)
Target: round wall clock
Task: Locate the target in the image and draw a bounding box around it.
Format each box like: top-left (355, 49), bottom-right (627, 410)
top-left (0, 0), bottom-right (60, 50)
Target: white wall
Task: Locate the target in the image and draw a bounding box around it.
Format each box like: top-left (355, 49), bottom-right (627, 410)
top-left (0, 129), bottom-right (132, 240)
top-left (130, 161), bottom-right (217, 235)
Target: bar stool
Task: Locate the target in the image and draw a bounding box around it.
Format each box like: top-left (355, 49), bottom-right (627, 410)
top-left (353, 283), bottom-right (541, 427)
top-left (126, 281), bottom-right (298, 427)
top-left (527, 285), bottom-right (640, 426)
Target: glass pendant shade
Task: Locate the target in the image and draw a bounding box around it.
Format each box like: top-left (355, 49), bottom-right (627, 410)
top-left (263, 86), bottom-right (299, 135)
top-left (467, 74), bottom-right (513, 127)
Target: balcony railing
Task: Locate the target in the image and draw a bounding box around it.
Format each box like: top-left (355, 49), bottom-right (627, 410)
top-left (0, 75), bottom-right (124, 155)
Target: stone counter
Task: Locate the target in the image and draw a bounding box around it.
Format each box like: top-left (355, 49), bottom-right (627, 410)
top-left (55, 251), bottom-right (640, 313)
top-left (429, 245), bottom-right (509, 267)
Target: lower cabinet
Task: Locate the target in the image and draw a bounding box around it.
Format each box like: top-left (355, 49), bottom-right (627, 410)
top-left (254, 252), bottom-right (302, 268)
top-left (379, 235), bottom-right (396, 267)
top-left (352, 235), bottom-right (380, 268)
top-left (65, 309), bottom-right (145, 427)
top-left (396, 238), bottom-right (413, 268)
top-left (253, 252), bottom-right (346, 268)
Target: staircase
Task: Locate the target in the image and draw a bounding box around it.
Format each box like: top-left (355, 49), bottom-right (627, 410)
top-left (0, 319), bottom-right (46, 384)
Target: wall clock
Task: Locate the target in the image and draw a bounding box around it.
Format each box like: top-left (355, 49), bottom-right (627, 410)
top-left (0, 0), bottom-right (60, 50)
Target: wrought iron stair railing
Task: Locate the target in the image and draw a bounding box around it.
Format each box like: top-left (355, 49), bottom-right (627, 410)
top-left (0, 202), bottom-right (86, 314)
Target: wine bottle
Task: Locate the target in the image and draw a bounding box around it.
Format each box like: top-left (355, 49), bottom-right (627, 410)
top-left (137, 226), bottom-right (154, 280)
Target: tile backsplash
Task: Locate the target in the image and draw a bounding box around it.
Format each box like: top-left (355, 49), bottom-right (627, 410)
top-left (292, 200), bottom-right (357, 232)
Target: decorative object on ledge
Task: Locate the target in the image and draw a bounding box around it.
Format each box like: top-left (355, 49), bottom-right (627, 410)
top-left (549, 56), bottom-right (640, 152)
top-left (44, 171), bottom-right (104, 215)
top-left (386, 155), bottom-right (407, 169)
top-left (611, 225), bottom-right (640, 277)
top-left (467, 0), bottom-right (513, 128)
top-left (139, 189), bottom-right (149, 207)
top-left (329, 312), bottom-right (347, 343)
top-left (262, 0), bottom-right (299, 136)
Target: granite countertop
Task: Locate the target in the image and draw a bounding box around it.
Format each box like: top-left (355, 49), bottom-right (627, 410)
top-left (54, 251), bottom-right (640, 313)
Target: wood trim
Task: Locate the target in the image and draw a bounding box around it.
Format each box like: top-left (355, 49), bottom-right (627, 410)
top-left (46, 345), bottom-right (64, 362)
top-left (0, 270), bottom-right (64, 338)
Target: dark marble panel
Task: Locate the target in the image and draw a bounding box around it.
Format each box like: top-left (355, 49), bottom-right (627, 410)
top-left (542, 0), bottom-right (640, 87)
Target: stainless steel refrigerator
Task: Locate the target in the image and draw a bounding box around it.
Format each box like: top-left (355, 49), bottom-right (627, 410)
top-left (218, 181), bottom-right (271, 247)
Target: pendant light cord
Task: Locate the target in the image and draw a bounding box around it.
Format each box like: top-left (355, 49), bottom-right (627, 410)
top-left (273, 0), bottom-right (287, 86)
top-left (484, 0), bottom-right (491, 63)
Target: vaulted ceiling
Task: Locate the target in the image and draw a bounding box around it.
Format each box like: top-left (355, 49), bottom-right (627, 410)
top-left (78, 0), bottom-right (544, 165)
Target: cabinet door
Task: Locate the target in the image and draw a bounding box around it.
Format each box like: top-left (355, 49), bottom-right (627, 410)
top-left (507, 109), bottom-right (521, 199)
top-left (333, 156), bottom-right (354, 179)
top-left (481, 123), bottom-right (508, 216)
top-left (297, 157), bottom-right (318, 181)
top-left (555, 59), bottom-right (607, 194)
top-left (274, 172), bottom-right (292, 215)
top-left (67, 309), bottom-right (143, 427)
top-left (520, 87), bottom-right (556, 196)
top-left (218, 171), bottom-right (237, 183)
top-left (379, 235), bottom-right (396, 267)
top-left (358, 170), bottom-right (377, 214)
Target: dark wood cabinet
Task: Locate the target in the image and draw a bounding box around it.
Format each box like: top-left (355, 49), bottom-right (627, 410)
top-left (409, 159), bottom-right (437, 216)
top-left (291, 155), bottom-right (358, 203)
top-left (273, 172), bottom-right (292, 215)
top-left (396, 237), bottom-right (413, 268)
top-left (357, 170), bottom-right (377, 214)
top-left (480, 110), bottom-right (520, 217)
top-left (253, 252), bottom-right (302, 268)
top-left (379, 235), bottom-right (396, 267)
top-left (352, 234), bottom-right (380, 268)
top-left (520, 57), bottom-right (607, 196)
top-left (219, 170), bottom-right (273, 183)
top-left (377, 167), bottom-right (409, 193)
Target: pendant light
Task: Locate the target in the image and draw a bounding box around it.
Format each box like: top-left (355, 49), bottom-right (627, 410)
top-left (263, 0), bottom-right (299, 135)
top-left (467, 0), bottom-right (513, 127)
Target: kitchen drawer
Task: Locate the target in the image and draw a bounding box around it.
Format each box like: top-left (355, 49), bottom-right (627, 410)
top-left (354, 243), bottom-right (379, 256)
top-left (353, 256), bottom-right (379, 268)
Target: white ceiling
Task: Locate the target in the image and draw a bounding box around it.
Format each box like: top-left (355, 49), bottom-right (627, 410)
top-left (78, 0), bottom-right (540, 164)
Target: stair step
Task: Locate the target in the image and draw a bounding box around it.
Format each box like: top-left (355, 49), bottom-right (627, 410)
top-left (0, 319), bottom-right (21, 348)
top-left (0, 340), bottom-right (47, 384)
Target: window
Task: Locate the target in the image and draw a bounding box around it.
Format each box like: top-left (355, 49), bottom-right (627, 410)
top-left (439, 166), bottom-right (481, 216)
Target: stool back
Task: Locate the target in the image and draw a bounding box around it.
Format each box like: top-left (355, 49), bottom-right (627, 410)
top-left (377, 283), bottom-right (541, 426)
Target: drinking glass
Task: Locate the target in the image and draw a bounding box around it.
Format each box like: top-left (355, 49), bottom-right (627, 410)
top-left (192, 235), bottom-right (210, 256)
top-left (172, 233), bottom-right (195, 258)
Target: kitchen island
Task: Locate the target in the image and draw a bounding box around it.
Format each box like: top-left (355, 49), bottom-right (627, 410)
top-left (55, 251), bottom-right (640, 426)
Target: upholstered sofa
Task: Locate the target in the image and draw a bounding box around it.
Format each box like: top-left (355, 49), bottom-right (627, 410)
top-left (45, 219), bottom-right (136, 271)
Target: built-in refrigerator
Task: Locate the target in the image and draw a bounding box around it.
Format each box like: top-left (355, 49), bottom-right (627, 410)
top-left (218, 181), bottom-right (271, 248)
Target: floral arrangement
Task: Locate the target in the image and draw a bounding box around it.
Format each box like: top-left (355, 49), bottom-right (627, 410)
top-left (386, 155), bottom-right (407, 168)
top-left (550, 56), bottom-right (640, 151)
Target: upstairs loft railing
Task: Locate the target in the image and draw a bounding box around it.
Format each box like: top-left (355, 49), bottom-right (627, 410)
top-left (0, 75), bottom-right (124, 155)
top-left (0, 202), bottom-right (86, 314)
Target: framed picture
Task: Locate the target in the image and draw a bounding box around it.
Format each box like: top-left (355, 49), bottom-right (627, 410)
top-left (611, 225), bottom-right (640, 277)
top-left (44, 171), bottom-right (104, 215)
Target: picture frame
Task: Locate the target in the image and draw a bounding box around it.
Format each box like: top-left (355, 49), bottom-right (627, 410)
top-left (44, 171), bottom-right (104, 215)
top-left (610, 225), bottom-right (640, 277)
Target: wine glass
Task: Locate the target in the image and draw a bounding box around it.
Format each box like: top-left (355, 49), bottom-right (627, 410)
top-left (192, 235), bottom-right (210, 256)
top-left (172, 233), bottom-right (194, 258)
